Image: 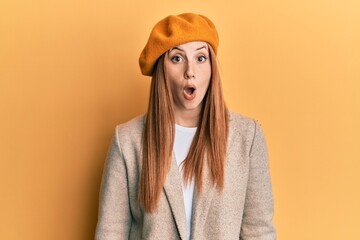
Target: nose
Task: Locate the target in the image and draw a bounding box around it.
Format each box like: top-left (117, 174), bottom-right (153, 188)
top-left (184, 61), bottom-right (195, 79)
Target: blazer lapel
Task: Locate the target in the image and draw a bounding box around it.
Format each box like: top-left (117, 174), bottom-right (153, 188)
top-left (191, 154), bottom-right (216, 237)
top-left (163, 154), bottom-right (187, 239)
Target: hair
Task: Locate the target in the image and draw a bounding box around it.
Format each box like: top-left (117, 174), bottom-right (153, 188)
top-left (139, 45), bottom-right (229, 213)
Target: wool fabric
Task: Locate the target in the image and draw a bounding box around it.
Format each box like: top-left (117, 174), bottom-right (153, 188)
top-left (139, 13), bottom-right (219, 76)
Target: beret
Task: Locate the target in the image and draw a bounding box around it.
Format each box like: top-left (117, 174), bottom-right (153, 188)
top-left (139, 13), bottom-right (219, 76)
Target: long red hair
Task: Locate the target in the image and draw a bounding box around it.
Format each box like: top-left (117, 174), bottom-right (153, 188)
top-left (140, 45), bottom-right (229, 213)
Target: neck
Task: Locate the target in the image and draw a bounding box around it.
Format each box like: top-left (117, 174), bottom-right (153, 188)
top-left (173, 108), bottom-right (201, 127)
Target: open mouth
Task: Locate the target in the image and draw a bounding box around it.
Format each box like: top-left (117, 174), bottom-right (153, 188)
top-left (185, 87), bottom-right (195, 95)
top-left (183, 85), bottom-right (197, 100)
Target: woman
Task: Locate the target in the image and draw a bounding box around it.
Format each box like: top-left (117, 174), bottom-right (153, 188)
top-left (95, 13), bottom-right (276, 239)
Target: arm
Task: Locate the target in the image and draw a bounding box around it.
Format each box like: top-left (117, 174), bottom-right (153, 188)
top-left (240, 120), bottom-right (276, 240)
top-left (95, 128), bottom-right (131, 240)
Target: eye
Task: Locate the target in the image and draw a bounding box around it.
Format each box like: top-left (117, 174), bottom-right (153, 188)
top-left (171, 55), bottom-right (183, 63)
top-left (197, 56), bottom-right (207, 63)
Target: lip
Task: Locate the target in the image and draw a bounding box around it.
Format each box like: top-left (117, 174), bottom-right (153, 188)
top-left (183, 84), bottom-right (197, 100)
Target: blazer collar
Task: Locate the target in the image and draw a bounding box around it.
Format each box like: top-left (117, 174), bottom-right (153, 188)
top-left (190, 155), bottom-right (216, 237)
top-left (163, 154), bottom-right (188, 239)
top-left (163, 153), bottom-right (216, 239)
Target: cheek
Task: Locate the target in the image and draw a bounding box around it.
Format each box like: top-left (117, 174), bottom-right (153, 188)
top-left (202, 79), bottom-right (211, 96)
top-left (164, 65), bottom-right (175, 88)
top-left (165, 64), bottom-right (182, 83)
top-left (201, 66), bottom-right (212, 89)
top-left (169, 80), bottom-right (178, 95)
top-left (168, 74), bottom-right (181, 96)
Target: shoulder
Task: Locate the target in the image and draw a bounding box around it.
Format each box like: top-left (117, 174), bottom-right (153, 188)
top-left (228, 111), bottom-right (258, 134)
top-left (229, 111), bottom-right (255, 127)
top-left (228, 111), bottom-right (266, 146)
top-left (114, 114), bottom-right (145, 145)
top-left (116, 114), bottom-right (145, 132)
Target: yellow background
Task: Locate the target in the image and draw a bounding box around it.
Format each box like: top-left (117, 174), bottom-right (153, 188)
top-left (1, 0), bottom-right (359, 239)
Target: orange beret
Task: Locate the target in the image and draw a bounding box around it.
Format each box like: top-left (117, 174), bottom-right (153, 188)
top-left (139, 13), bottom-right (219, 76)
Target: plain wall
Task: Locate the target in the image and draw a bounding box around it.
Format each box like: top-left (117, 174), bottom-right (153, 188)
top-left (1, 0), bottom-right (359, 239)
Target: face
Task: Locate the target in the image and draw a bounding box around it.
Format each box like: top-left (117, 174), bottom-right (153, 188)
top-left (164, 41), bottom-right (211, 120)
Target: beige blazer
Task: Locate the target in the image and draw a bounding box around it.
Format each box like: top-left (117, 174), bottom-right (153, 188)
top-left (95, 112), bottom-right (276, 240)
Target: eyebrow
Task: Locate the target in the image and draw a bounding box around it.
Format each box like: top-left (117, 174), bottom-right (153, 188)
top-left (169, 45), bottom-right (208, 53)
top-left (195, 46), bottom-right (207, 51)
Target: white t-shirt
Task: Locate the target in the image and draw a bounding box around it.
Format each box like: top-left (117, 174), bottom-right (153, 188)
top-left (174, 124), bottom-right (196, 240)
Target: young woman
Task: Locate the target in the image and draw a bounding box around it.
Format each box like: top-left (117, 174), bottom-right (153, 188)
top-left (95, 13), bottom-right (276, 240)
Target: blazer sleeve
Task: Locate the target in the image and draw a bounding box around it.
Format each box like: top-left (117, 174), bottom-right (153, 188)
top-left (240, 120), bottom-right (276, 240)
top-left (95, 128), bottom-right (131, 240)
